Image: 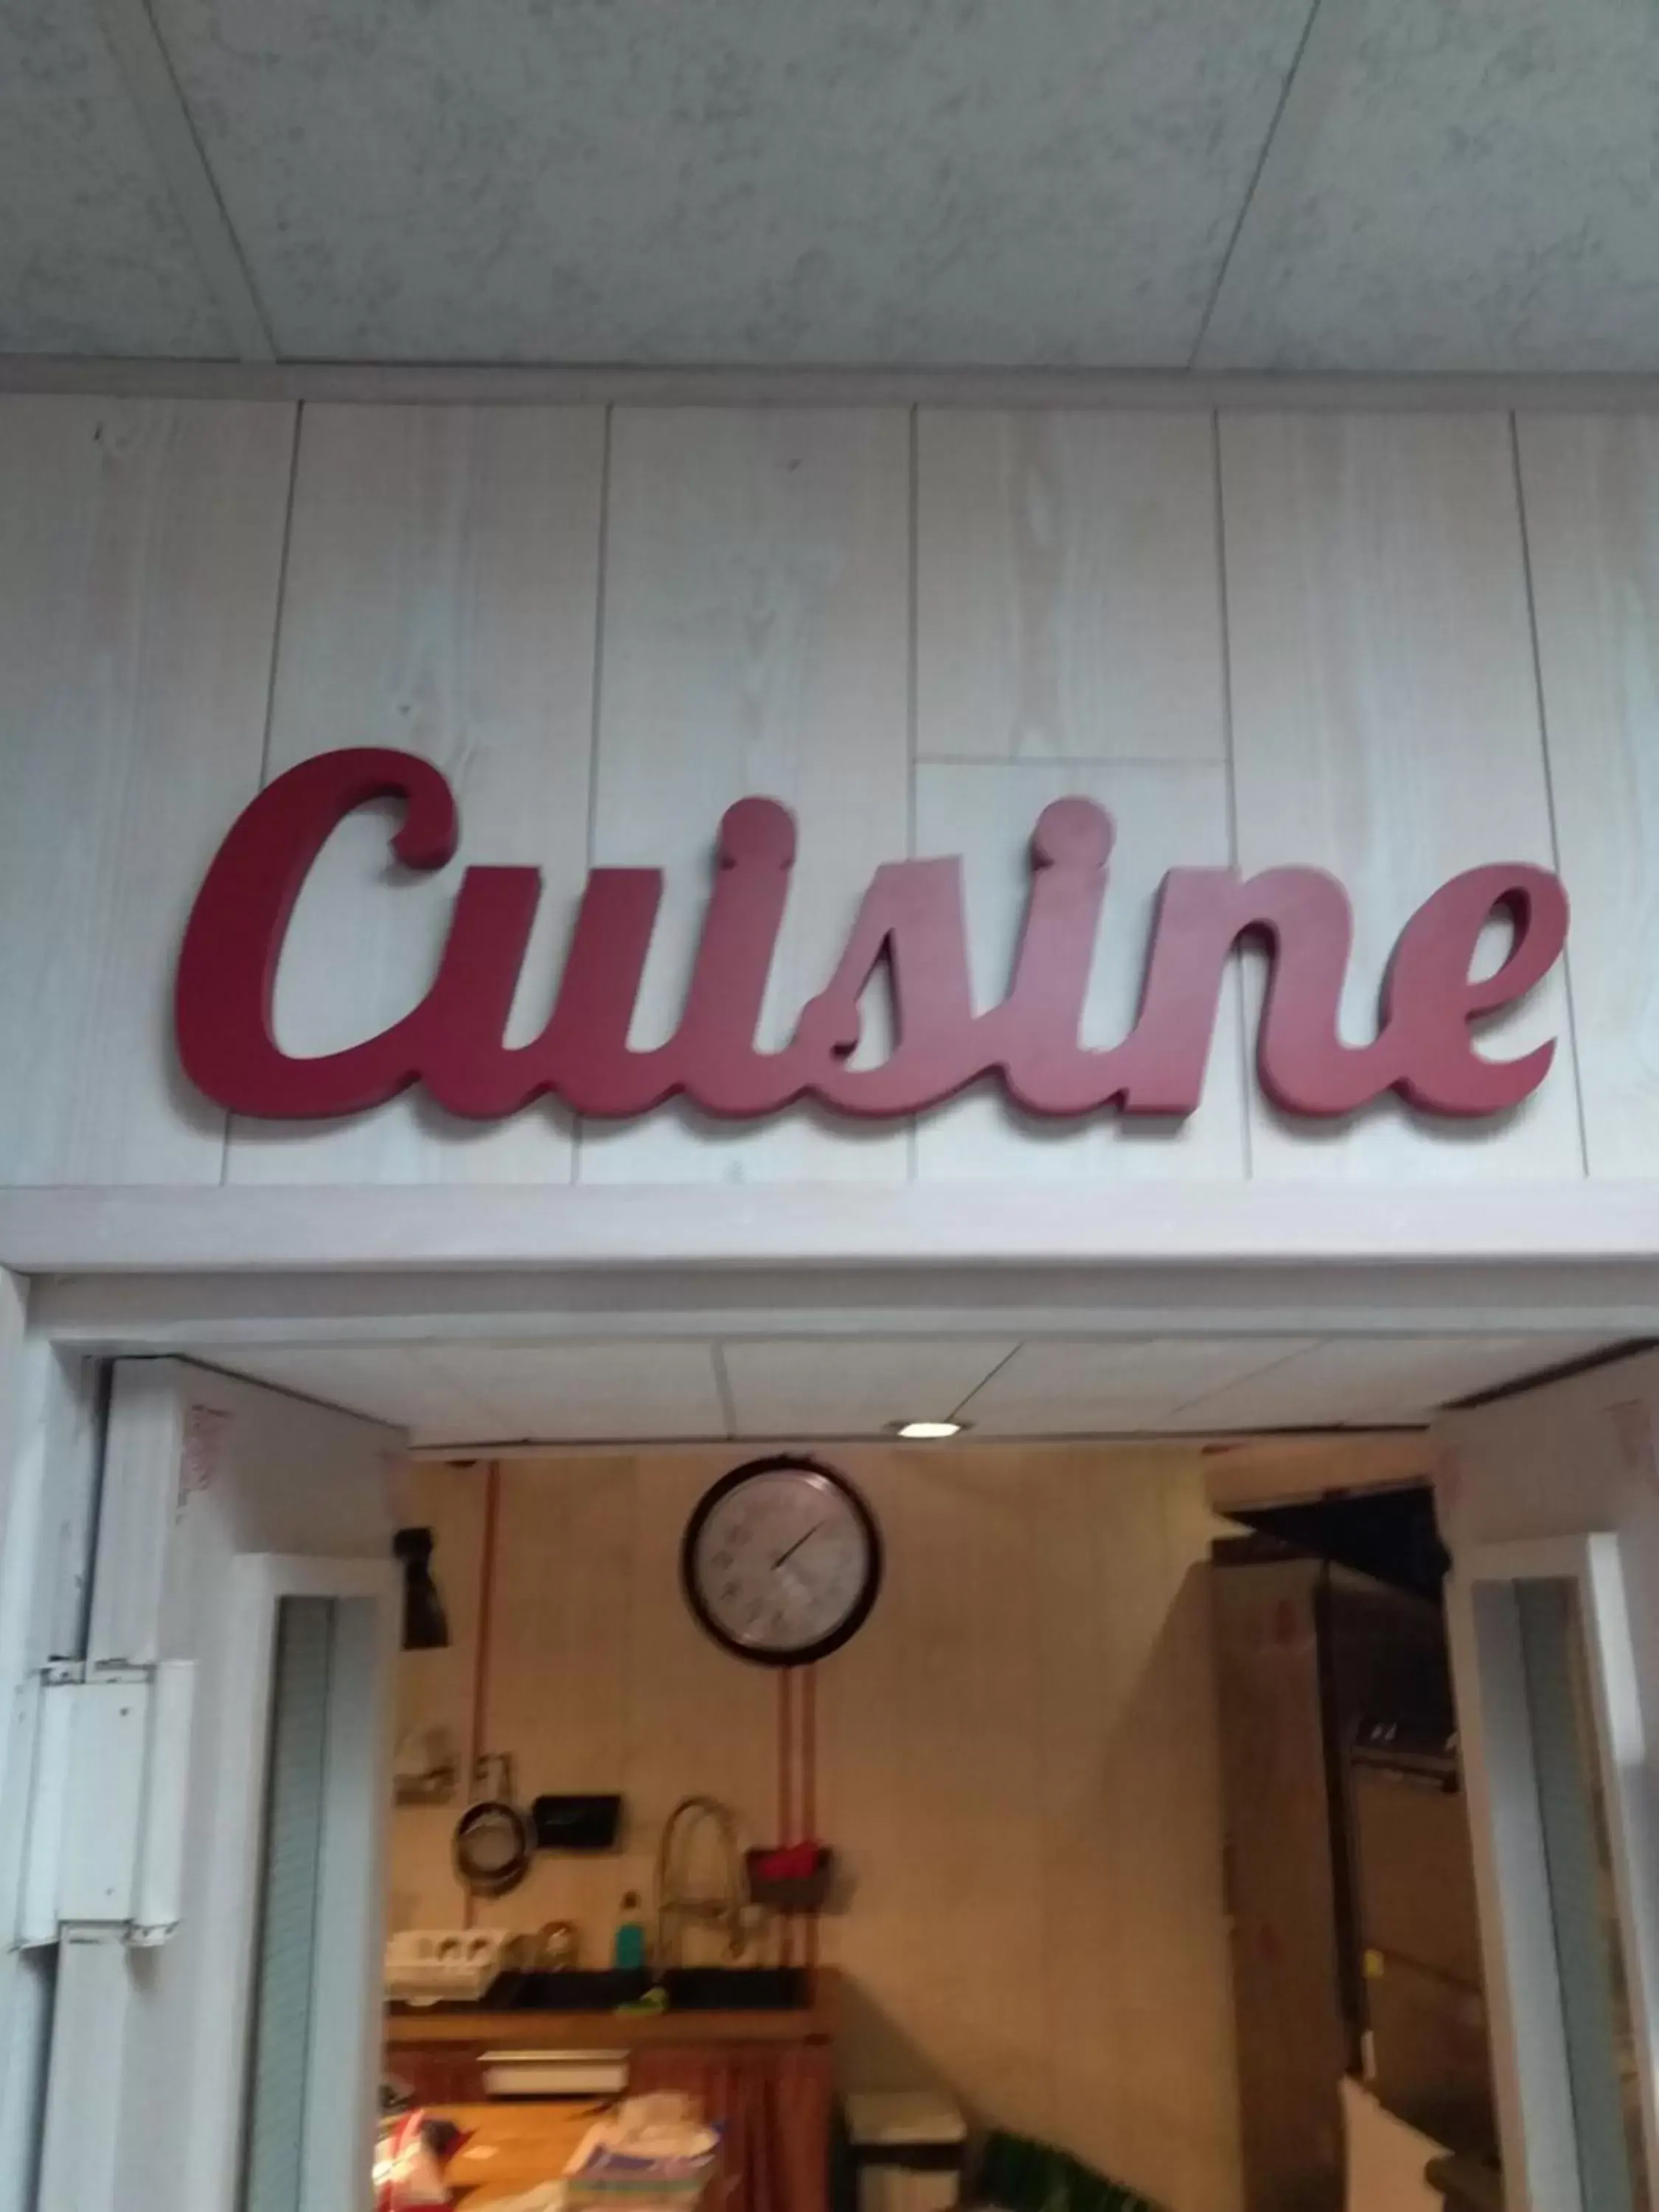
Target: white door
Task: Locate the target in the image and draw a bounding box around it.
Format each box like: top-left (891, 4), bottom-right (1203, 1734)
top-left (28, 1359), bottom-right (405, 2212)
top-left (1441, 1361), bottom-right (1659, 2212)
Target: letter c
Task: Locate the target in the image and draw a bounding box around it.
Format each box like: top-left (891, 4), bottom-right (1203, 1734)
top-left (175, 748), bottom-right (459, 1116)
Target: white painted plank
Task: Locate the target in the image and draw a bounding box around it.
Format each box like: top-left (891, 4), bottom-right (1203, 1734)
top-left (720, 1336), bottom-right (1016, 1437)
top-left (1221, 411), bottom-right (1584, 1183)
top-left (227, 403), bottom-right (604, 1186)
top-left (912, 760), bottom-right (1248, 1178)
top-left (917, 410), bottom-right (1225, 764)
top-left (579, 408), bottom-right (911, 1185)
top-left (956, 1336), bottom-right (1318, 1434)
top-left (0, 396), bottom-right (293, 1183)
top-left (1516, 415), bottom-right (1659, 1180)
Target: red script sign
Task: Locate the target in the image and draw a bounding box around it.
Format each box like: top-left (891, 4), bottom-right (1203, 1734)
top-left (175, 748), bottom-right (1569, 1126)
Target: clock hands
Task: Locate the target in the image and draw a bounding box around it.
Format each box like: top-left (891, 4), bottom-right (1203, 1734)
top-left (773, 1520), bottom-right (826, 1571)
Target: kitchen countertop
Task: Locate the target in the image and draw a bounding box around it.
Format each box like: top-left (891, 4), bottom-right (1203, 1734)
top-left (388, 1965), bottom-right (841, 2048)
top-left (425, 2100), bottom-right (601, 2206)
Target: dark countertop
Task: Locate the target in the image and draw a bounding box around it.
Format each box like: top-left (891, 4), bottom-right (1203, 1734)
top-left (386, 1965), bottom-right (841, 2049)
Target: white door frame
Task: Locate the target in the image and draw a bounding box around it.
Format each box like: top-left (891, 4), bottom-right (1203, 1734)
top-left (1448, 1532), bottom-right (1659, 2212)
top-left (0, 1273), bottom-right (103, 2212)
top-left (187, 1555), bottom-right (398, 2212)
top-left (7, 1232), bottom-right (1659, 2212)
top-left (0, 1336), bottom-right (403, 2212)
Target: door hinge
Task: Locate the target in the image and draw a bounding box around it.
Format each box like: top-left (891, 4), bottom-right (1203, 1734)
top-left (15, 1659), bottom-right (195, 1951)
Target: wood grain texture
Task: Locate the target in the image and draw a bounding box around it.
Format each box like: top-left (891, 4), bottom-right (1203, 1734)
top-left (227, 403), bottom-right (604, 1186)
top-left (917, 411), bottom-right (1225, 763)
top-left (0, 395), bottom-right (293, 1183)
top-left (578, 409), bottom-right (911, 1186)
top-left (390, 1442), bottom-right (1241, 2212)
top-left (912, 760), bottom-right (1248, 1179)
top-left (1516, 415), bottom-right (1659, 1180)
top-left (1220, 411), bottom-right (1584, 1183)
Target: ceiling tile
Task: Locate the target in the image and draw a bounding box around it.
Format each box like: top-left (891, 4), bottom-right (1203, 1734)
top-left (1177, 1333), bottom-right (1614, 1430)
top-left (147, 0), bottom-right (1310, 364)
top-left (956, 1337), bottom-right (1319, 1434)
top-left (214, 1345), bottom-right (474, 1437)
top-left (213, 1329), bottom-right (1622, 1448)
top-left (425, 1341), bottom-right (727, 1444)
top-left (1214, 0), bottom-right (1659, 372)
top-left (0, 1), bottom-right (230, 355)
top-left (722, 1338), bottom-right (1018, 1439)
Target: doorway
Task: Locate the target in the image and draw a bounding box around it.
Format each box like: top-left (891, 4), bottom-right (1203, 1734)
top-left (1, 1295), bottom-right (1655, 2212)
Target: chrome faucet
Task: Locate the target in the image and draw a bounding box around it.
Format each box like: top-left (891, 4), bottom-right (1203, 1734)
top-left (653, 1795), bottom-right (747, 1967)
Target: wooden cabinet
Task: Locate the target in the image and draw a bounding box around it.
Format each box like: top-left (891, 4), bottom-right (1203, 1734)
top-left (384, 2041), bottom-right (487, 2105)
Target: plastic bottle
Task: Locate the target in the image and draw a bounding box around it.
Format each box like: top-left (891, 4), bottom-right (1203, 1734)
top-left (612, 1890), bottom-right (648, 1971)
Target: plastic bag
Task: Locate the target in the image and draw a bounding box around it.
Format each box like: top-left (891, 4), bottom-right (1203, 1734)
top-left (374, 2110), bottom-right (462, 2210)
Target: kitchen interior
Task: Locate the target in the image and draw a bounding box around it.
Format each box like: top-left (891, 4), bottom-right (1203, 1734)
top-left (215, 1329), bottom-right (1630, 2212)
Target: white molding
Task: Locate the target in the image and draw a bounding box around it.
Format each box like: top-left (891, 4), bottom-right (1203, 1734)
top-left (5, 358), bottom-right (1659, 411)
top-left (8, 1180), bottom-right (1659, 1279)
top-left (25, 1263), bottom-right (1659, 1355)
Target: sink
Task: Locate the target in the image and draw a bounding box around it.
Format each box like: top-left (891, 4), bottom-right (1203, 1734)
top-left (488, 1965), bottom-right (810, 2012)
top-left (493, 1969), bottom-right (650, 2011)
top-left (661, 1966), bottom-right (809, 2011)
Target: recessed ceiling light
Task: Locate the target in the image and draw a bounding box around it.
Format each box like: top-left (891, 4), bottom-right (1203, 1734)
top-left (890, 1419), bottom-right (967, 1440)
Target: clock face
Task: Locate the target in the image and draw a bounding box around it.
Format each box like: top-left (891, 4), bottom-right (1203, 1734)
top-left (682, 1456), bottom-right (882, 1666)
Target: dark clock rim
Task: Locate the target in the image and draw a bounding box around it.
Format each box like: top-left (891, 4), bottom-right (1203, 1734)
top-left (681, 1452), bottom-right (883, 1669)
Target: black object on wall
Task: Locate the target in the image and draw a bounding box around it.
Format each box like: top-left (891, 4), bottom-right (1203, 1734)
top-left (531, 1794), bottom-right (625, 1852)
top-left (394, 1526), bottom-right (451, 1651)
top-left (1226, 1482), bottom-right (1450, 1600)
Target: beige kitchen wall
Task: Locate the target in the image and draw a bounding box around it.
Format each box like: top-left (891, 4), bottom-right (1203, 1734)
top-left (390, 1442), bottom-right (1240, 2212)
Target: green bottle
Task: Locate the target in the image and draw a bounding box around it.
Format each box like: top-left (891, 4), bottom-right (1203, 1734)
top-left (612, 1890), bottom-right (648, 1971)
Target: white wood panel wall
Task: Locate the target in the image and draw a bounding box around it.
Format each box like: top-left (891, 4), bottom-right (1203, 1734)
top-left (1516, 417), bottom-right (1659, 1181)
top-left (578, 408), bottom-right (911, 1186)
top-left (227, 403), bottom-right (605, 1185)
top-left (0, 397), bottom-right (293, 1183)
top-left (914, 411), bottom-right (1248, 1181)
top-left (3, 394), bottom-right (1656, 1192)
top-left (1220, 412), bottom-right (1584, 1184)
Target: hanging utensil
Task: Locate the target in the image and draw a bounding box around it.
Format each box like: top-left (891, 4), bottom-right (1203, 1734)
top-left (452, 1753), bottom-right (536, 1899)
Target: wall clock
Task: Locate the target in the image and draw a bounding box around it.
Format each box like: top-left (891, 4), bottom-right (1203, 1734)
top-left (682, 1455), bottom-right (883, 1666)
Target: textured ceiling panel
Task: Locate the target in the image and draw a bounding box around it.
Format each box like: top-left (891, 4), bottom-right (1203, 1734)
top-left (722, 1338), bottom-right (1017, 1438)
top-left (214, 1344), bottom-right (490, 1435)
top-left (0, 1), bottom-right (229, 355)
top-left (1212, 0), bottom-right (1659, 372)
top-left (1176, 1332), bottom-right (1613, 1428)
top-left (211, 1329), bottom-right (1620, 1444)
top-left (429, 1340), bottom-right (728, 1444)
top-left (145, 0), bottom-right (1311, 364)
top-left (953, 1336), bottom-right (1321, 1433)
